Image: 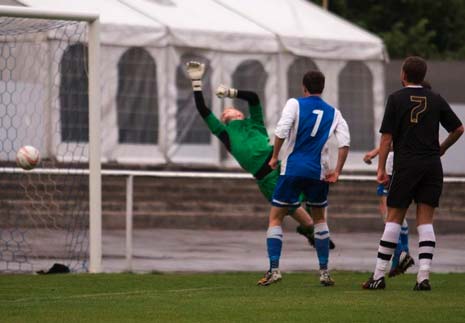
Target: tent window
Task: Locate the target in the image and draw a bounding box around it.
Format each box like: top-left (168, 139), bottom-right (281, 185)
top-left (339, 61), bottom-right (374, 151)
top-left (287, 57), bottom-right (318, 99)
top-left (59, 43), bottom-right (88, 142)
top-left (176, 53), bottom-right (211, 144)
top-left (117, 47), bottom-right (158, 144)
top-left (232, 60), bottom-right (267, 117)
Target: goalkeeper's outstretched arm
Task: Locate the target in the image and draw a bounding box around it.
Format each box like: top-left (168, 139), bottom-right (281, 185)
top-left (193, 91), bottom-right (231, 151)
top-left (216, 85), bottom-right (265, 127)
top-left (216, 84), bottom-right (260, 107)
top-left (237, 90), bottom-right (264, 126)
top-left (193, 90), bottom-right (211, 118)
top-left (185, 61), bottom-right (210, 118)
top-left (237, 90), bottom-right (260, 106)
top-left (186, 61), bottom-right (230, 150)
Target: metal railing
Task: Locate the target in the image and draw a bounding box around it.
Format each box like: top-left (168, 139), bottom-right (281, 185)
top-left (2, 166), bottom-right (465, 271)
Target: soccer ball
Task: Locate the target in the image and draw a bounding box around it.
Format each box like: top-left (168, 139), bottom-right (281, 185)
top-left (16, 145), bottom-right (40, 170)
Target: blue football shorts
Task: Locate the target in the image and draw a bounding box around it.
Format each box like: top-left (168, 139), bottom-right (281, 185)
top-left (271, 175), bottom-right (329, 208)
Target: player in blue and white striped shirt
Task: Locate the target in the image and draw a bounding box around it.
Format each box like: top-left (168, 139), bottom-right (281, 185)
top-left (257, 71), bottom-right (350, 287)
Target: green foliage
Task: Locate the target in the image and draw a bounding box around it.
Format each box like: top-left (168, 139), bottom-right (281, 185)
top-left (309, 0), bottom-right (465, 59)
top-left (381, 19), bottom-right (438, 58)
top-left (1, 272), bottom-right (465, 322)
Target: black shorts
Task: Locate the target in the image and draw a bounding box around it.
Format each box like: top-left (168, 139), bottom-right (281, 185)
top-left (387, 161), bottom-right (443, 208)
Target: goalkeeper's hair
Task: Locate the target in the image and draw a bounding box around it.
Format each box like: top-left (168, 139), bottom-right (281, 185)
top-left (302, 70), bottom-right (325, 94)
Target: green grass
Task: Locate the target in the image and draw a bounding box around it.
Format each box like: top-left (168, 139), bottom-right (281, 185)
top-left (1, 272), bottom-right (465, 323)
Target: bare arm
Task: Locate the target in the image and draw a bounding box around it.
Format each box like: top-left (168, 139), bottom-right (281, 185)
top-left (269, 99), bottom-right (298, 169)
top-left (327, 110), bottom-right (350, 183)
top-left (363, 147), bottom-right (380, 164)
top-left (377, 133), bottom-right (392, 184)
top-left (325, 146), bottom-right (349, 183)
top-left (335, 146), bottom-right (349, 174)
top-left (269, 136), bottom-right (285, 169)
top-left (440, 125), bottom-right (464, 156)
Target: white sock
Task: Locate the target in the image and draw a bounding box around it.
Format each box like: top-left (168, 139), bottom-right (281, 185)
top-left (374, 222), bottom-right (401, 280)
top-left (417, 224), bottom-right (436, 283)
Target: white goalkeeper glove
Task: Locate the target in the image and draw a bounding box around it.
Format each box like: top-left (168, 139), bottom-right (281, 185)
top-left (185, 61), bottom-right (205, 91)
top-left (215, 84), bottom-right (238, 98)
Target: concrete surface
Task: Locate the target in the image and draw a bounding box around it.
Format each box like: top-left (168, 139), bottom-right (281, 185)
top-left (102, 229), bottom-right (465, 274)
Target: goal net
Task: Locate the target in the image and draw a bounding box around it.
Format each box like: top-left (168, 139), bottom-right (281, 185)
top-left (0, 8), bottom-right (100, 273)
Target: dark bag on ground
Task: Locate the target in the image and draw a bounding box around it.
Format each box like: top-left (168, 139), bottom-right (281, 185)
top-left (37, 263), bottom-right (70, 275)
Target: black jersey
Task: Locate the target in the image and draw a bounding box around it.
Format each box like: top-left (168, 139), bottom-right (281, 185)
top-left (380, 86), bottom-right (462, 168)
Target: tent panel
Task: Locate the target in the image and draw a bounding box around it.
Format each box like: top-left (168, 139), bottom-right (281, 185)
top-left (19, 0), bottom-right (163, 26)
top-left (121, 0), bottom-right (278, 53)
top-left (216, 0), bottom-right (387, 60)
top-left (19, 0), bottom-right (168, 46)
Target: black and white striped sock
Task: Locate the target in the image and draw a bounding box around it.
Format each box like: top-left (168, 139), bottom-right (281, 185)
top-left (374, 222), bottom-right (401, 280)
top-left (417, 224), bottom-right (436, 283)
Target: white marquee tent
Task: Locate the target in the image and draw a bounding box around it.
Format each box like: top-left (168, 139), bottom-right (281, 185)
top-left (4, 0), bottom-right (387, 169)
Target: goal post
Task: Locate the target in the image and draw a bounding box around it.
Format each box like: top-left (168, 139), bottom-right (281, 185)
top-left (88, 11), bottom-right (102, 274)
top-left (0, 6), bottom-right (101, 273)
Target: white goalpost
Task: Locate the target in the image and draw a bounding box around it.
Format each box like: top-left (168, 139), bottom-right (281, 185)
top-left (0, 6), bottom-right (101, 273)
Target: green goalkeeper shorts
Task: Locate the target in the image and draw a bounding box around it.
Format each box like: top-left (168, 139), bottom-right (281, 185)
top-left (256, 168), bottom-right (280, 202)
top-left (256, 168), bottom-right (303, 215)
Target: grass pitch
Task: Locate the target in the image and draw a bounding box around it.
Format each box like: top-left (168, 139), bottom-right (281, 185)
top-left (1, 272), bottom-right (465, 323)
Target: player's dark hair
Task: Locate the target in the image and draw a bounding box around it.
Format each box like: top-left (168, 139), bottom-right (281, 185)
top-left (402, 56), bottom-right (427, 84)
top-left (302, 70), bottom-right (325, 94)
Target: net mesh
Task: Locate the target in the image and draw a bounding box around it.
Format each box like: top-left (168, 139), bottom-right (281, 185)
top-left (0, 17), bottom-right (90, 273)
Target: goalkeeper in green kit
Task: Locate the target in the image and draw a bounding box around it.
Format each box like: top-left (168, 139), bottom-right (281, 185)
top-left (186, 61), bottom-right (335, 251)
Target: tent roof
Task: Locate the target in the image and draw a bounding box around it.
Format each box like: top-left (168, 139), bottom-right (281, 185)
top-left (216, 0), bottom-right (387, 60)
top-left (119, 0), bottom-right (278, 53)
top-left (17, 0), bottom-right (386, 60)
top-left (18, 0), bottom-right (168, 46)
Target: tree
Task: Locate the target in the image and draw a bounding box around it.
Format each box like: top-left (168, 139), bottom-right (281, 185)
top-left (310, 0), bottom-right (465, 59)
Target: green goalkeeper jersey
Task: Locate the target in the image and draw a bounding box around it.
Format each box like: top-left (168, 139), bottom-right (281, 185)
top-left (204, 105), bottom-right (271, 175)
top-left (193, 90), bottom-right (272, 176)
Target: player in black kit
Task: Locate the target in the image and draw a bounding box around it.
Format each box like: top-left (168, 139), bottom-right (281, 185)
top-left (363, 56), bottom-right (464, 291)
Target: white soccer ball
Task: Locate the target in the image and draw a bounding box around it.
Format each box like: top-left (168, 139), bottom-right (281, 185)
top-left (16, 145), bottom-right (40, 170)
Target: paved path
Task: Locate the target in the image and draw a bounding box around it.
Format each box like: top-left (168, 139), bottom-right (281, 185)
top-left (102, 229), bottom-right (465, 273)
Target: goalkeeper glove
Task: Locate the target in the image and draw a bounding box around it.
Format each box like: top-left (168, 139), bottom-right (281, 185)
top-left (185, 61), bottom-right (205, 91)
top-left (215, 84), bottom-right (238, 98)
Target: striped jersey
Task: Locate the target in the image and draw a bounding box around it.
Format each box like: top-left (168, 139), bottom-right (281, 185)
top-left (275, 96), bottom-right (350, 180)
